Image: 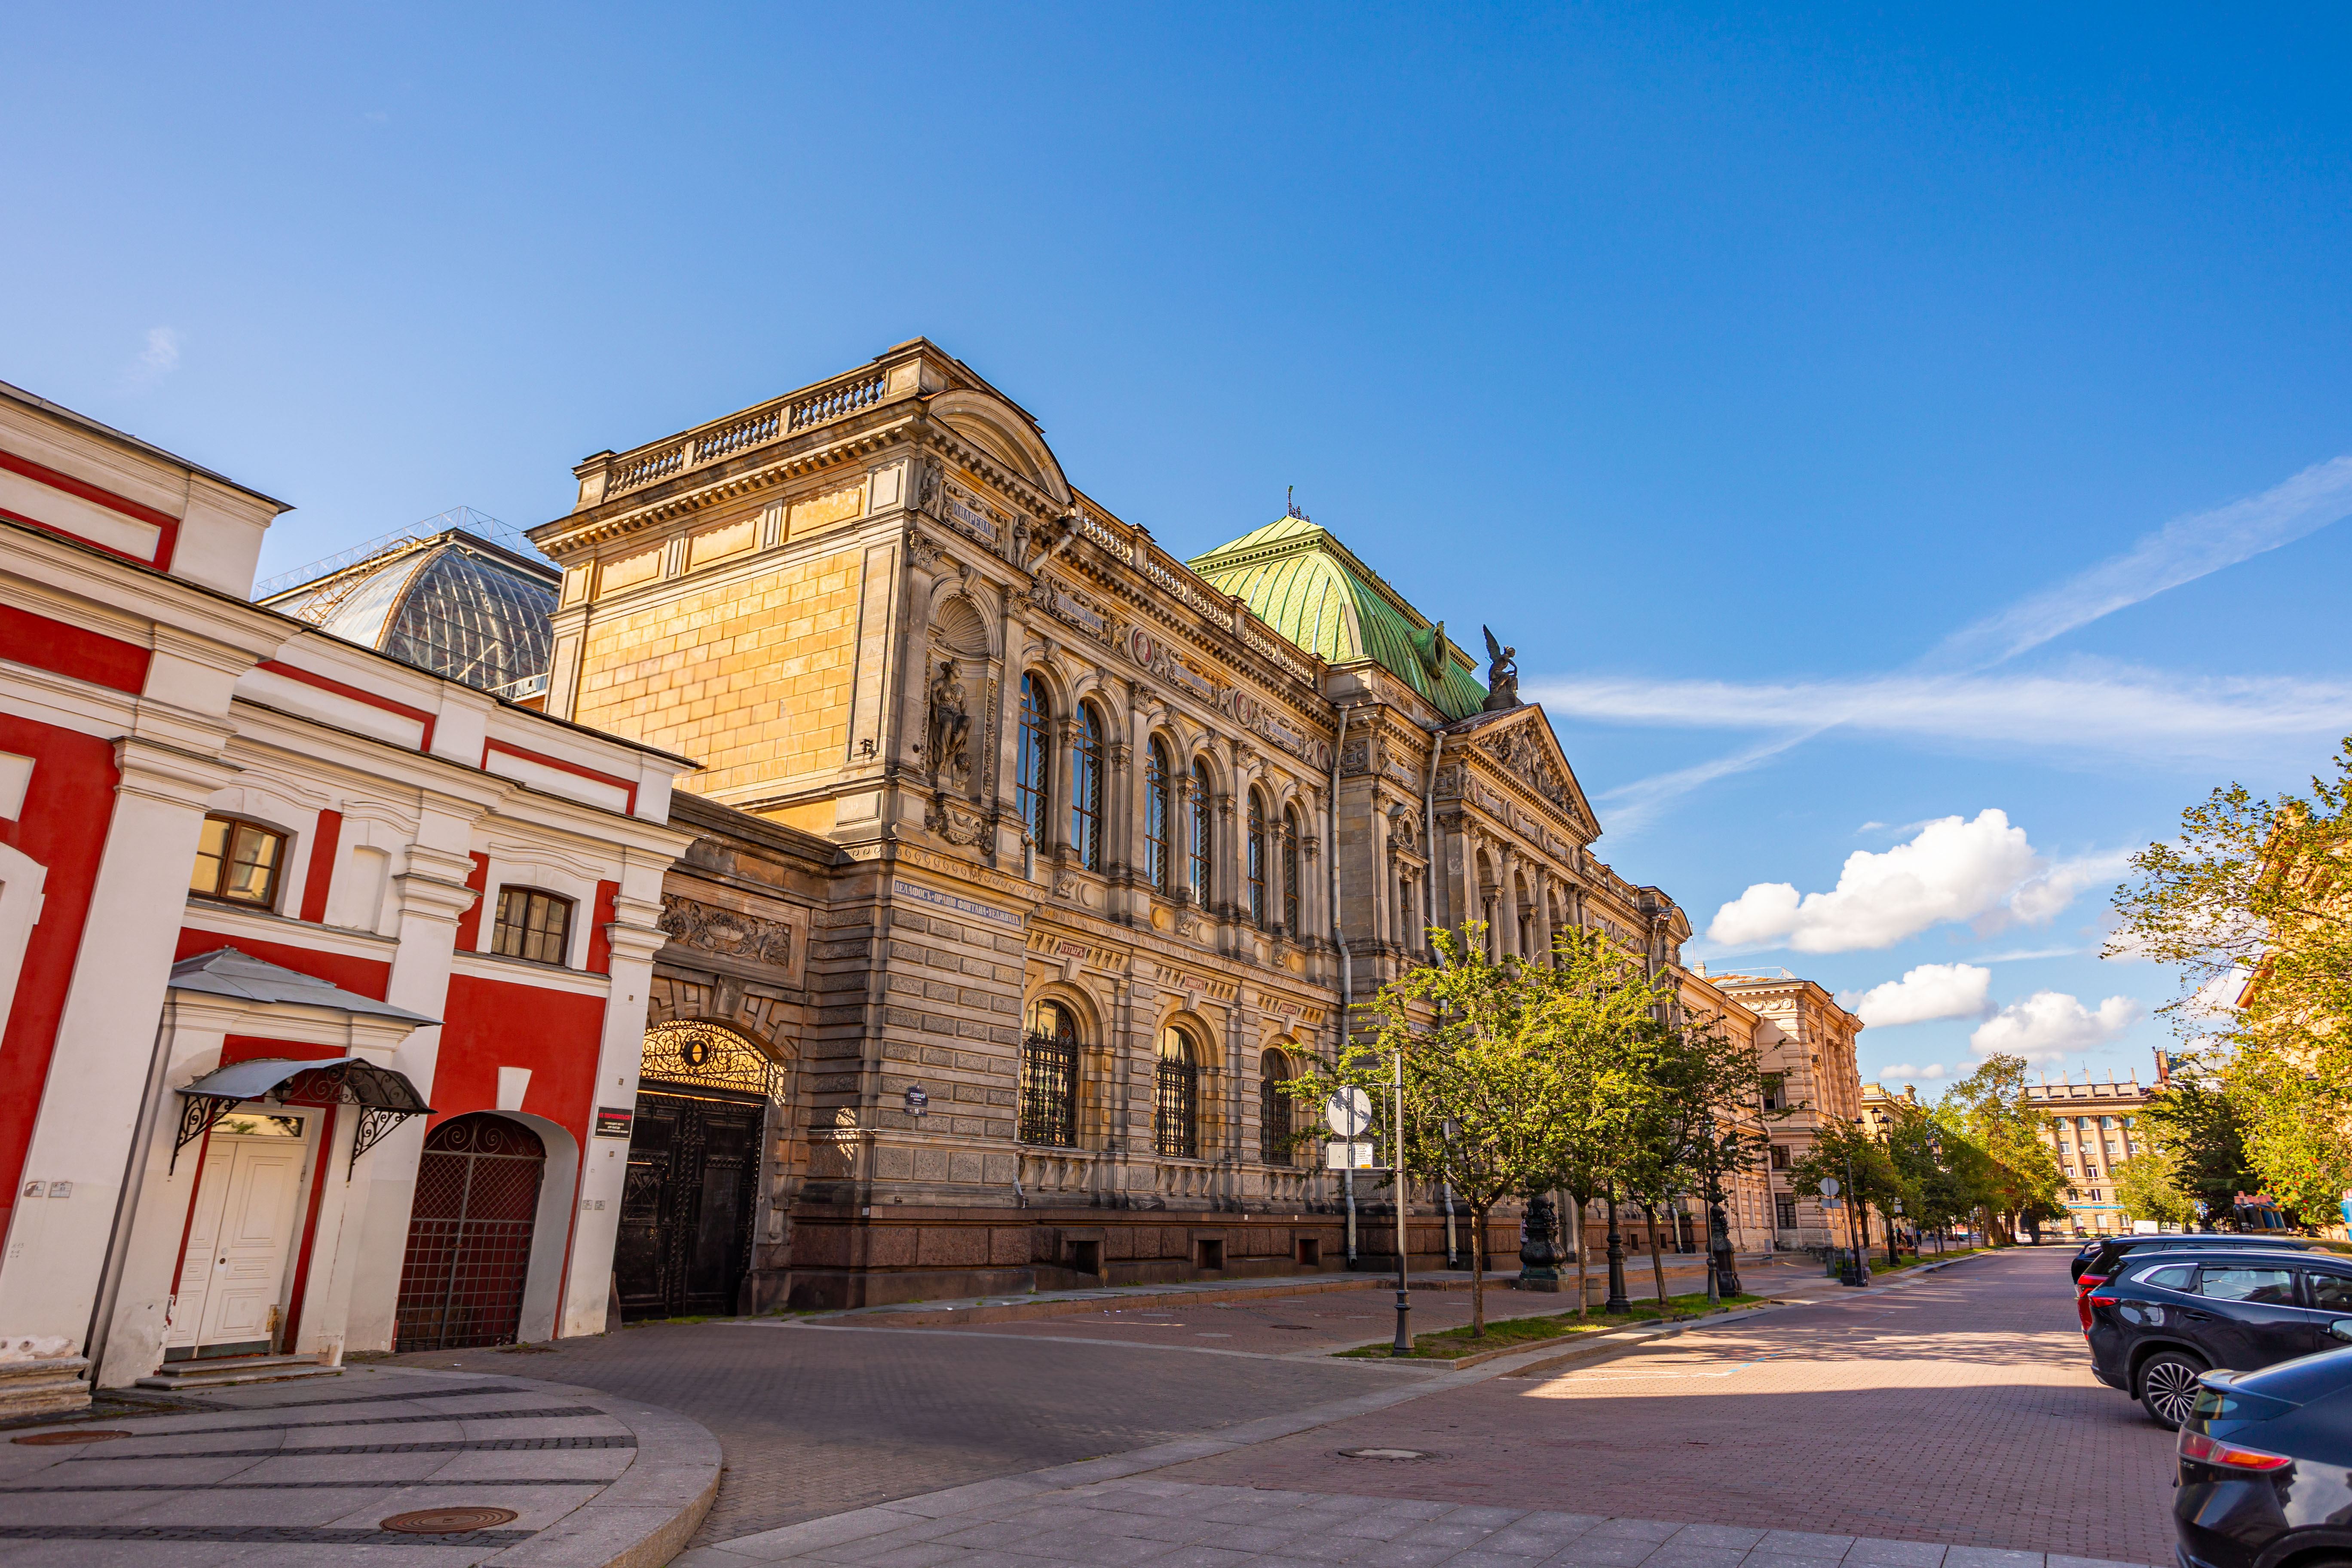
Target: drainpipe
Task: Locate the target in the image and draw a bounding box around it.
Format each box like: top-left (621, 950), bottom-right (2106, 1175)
top-left (1421, 729), bottom-right (1446, 963)
top-left (1331, 705), bottom-right (1353, 1265)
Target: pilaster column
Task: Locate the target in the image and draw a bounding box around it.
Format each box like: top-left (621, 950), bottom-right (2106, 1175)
top-left (1497, 843), bottom-right (1522, 960)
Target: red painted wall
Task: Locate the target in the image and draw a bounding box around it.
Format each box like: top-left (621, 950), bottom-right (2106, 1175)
top-left (0, 603), bottom-right (151, 695)
top-left (173, 928), bottom-right (392, 1002)
top-left (0, 716), bottom-right (120, 1241)
top-left (430, 974), bottom-right (606, 1144)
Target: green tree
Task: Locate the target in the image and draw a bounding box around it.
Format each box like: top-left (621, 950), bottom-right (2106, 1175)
top-left (2114, 1149), bottom-right (2199, 1228)
top-left (1942, 1054), bottom-right (2068, 1241)
top-left (1788, 1118), bottom-right (1900, 1258)
top-left (1621, 1011), bottom-right (1771, 1304)
top-left (2138, 1072), bottom-right (2255, 1222)
top-left (2109, 740), bottom-right (2352, 1216)
top-left (1285, 923), bottom-right (1669, 1336)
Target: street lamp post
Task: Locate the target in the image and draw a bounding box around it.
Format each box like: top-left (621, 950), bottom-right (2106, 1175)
top-left (1391, 1047), bottom-right (1411, 1356)
top-left (1837, 1135), bottom-right (1866, 1286)
top-left (1604, 1178), bottom-right (1631, 1314)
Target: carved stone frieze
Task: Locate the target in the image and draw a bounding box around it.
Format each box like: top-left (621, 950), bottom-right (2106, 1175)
top-left (924, 794), bottom-right (988, 847)
top-left (1476, 723), bottom-right (1576, 818)
top-left (658, 894), bottom-right (794, 967)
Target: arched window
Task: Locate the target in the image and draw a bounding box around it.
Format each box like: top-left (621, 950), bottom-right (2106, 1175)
top-left (1281, 804), bottom-right (1302, 935)
top-left (189, 815), bottom-right (287, 909)
top-left (1144, 739), bottom-right (1172, 894)
top-left (1246, 790), bottom-right (1268, 928)
top-left (1070, 703), bottom-right (1105, 871)
top-left (1020, 1000), bottom-right (1079, 1147)
top-left (1016, 674), bottom-right (1050, 846)
top-left (1259, 1049), bottom-right (1294, 1166)
top-left (1155, 1027), bottom-right (1200, 1159)
top-left (1188, 759), bottom-right (1213, 901)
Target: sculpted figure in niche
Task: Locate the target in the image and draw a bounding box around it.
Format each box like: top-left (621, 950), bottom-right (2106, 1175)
top-left (1482, 626), bottom-right (1520, 711)
top-left (927, 659), bottom-right (971, 787)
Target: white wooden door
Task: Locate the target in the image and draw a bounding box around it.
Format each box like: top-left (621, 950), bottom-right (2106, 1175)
top-left (166, 1129), bottom-right (306, 1353)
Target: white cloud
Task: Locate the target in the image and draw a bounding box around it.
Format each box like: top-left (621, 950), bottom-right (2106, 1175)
top-left (127, 326), bottom-right (181, 390)
top-left (1878, 1063), bottom-right (1947, 1081)
top-left (1969, 991), bottom-right (2142, 1064)
top-left (1708, 809), bottom-right (2058, 952)
top-left (1841, 964), bottom-right (1993, 1028)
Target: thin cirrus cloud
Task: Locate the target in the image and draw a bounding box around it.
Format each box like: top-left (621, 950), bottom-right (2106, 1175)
top-left (1969, 990), bottom-right (2141, 1065)
top-left (1540, 455), bottom-right (2352, 834)
top-left (1877, 1063), bottom-right (1947, 1081)
top-left (1705, 808), bottom-right (2122, 953)
top-left (125, 326), bottom-right (181, 391)
top-left (1840, 963), bottom-right (1993, 1028)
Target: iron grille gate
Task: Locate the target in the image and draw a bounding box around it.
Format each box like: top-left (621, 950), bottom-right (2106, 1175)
top-left (1155, 1060), bottom-right (1199, 1158)
top-left (394, 1115), bottom-right (545, 1352)
top-left (1018, 1034), bottom-right (1078, 1146)
top-left (613, 1086), bottom-right (763, 1321)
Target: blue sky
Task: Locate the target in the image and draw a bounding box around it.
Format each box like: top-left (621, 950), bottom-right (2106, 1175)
top-left (9, 4), bottom-right (2352, 1093)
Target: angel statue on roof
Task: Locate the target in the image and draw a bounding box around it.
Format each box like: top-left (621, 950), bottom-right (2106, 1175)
top-left (1481, 625), bottom-right (1521, 712)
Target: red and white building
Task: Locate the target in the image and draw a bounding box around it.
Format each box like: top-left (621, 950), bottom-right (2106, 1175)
top-left (0, 381), bottom-right (693, 1413)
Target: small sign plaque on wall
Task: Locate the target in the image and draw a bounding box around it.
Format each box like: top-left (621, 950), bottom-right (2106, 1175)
top-left (594, 1107), bottom-right (634, 1138)
top-left (904, 1085), bottom-right (929, 1116)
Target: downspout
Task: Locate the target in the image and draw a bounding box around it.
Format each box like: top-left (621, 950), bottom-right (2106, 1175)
top-left (1421, 726), bottom-right (1454, 1263)
top-left (1331, 705), bottom-right (1353, 1265)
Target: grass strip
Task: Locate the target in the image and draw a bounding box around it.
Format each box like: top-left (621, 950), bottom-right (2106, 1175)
top-left (1338, 1290), bottom-right (1766, 1360)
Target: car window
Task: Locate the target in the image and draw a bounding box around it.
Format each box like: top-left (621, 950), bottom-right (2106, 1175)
top-left (2135, 1264), bottom-right (2198, 1291)
top-left (2201, 1267), bottom-right (2297, 1304)
top-left (2308, 1272), bottom-right (2352, 1312)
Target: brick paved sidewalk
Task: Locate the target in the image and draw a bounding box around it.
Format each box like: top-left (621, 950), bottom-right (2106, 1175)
top-left (670, 1476), bottom-right (2157, 1568)
top-left (0, 1363), bottom-right (716, 1566)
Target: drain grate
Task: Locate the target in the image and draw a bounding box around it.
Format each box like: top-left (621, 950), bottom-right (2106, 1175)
top-left (12, 1431), bottom-right (129, 1446)
top-left (381, 1507), bottom-right (521, 1534)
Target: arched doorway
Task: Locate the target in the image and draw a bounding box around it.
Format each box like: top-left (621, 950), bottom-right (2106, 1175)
top-left (616, 1022), bottom-right (772, 1321)
top-left (393, 1114), bottom-right (546, 1351)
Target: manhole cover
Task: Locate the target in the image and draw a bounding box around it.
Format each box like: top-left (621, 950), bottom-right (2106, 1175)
top-left (380, 1507), bottom-right (520, 1534)
top-left (13, 1430), bottom-right (130, 1446)
top-left (1339, 1447), bottom-right (1431, 1461)
top-left (1270, 1324), bottom-right (1313, 1331)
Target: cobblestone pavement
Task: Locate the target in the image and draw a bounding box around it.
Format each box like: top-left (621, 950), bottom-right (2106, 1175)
top-left (380, 1316), bottom-right (1441, 1547)
top-left (1153, 1250), bottom-right (2174, 1565)
top-left (672, 1475), bottom-right (2155, 1568)
top-left (0, 1363), bottom-right (716, 1566)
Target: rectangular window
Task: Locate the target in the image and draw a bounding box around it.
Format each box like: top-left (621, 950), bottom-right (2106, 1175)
top-left (1769, 1143), bottom-right (1789, 1170)
top-left (1761, 1075), bottom-right (1785, 1111)
top-left (1775, 1195), bottom-right (1797, 1230)
top-left (2201, 1267), bottom-right (2295, 1305)
top-left (190, 815), bottom-right (286, 908)
top-left (491, 887), bottom-right (573, 965)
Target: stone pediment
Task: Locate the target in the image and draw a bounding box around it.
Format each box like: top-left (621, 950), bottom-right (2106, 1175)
top-left (928, 390), bottom-right (1071, 507)
top-left (1455, 706), bottom-right (1597, 838)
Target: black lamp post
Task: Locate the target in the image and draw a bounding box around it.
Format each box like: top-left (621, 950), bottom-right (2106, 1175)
top-left (1838, 1135), bottom-right (1867, 1287)
top-left (1390, 1048), bottom-right (1411, 1356)
top-left (1604, 1177), bottom-right (1631, 1314)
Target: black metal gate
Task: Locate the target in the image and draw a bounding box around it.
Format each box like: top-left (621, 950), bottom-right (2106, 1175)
top-left (614, 1087), bottom-right (763, 1320)
top-left (394, 1115), bottom-right (545, 1351)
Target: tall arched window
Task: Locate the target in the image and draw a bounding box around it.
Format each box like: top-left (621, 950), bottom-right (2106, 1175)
top-left (1155, 1027), bottom-right (1199, 1159)
top-left (1188, 759), bottom-right (1213, 901)
top-left (1016, 674), bottom-right (1050, 846)
top-left (1144, 739), bottom-right (1172, 894)
top-left (1020, 1000), bottom-right (1079, 1148)
top-left (1259, 1049), bottom-right (1293, 1166)
top-left (1281, 804), bottom-right (1302, 935)
top-left (1071, 704), bottom-right (1105, 871)
top-left (1246, 790), bottom-right (1268, 928)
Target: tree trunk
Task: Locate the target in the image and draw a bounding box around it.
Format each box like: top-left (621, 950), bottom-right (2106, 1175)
top-left (1644, 1204), bottom-right (1668, 1310)
top-left (1470, 1205), bottom-right (1488, 1336)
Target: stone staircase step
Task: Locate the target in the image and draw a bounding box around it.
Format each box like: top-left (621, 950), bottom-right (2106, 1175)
top-left (0, 1356), bottom-right (92, 1420)
top-left (136, 1353), bottom-right (341, 1390)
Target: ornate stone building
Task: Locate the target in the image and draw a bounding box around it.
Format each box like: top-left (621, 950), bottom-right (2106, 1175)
top-left (1706, 970), bottom-right (1867, 1250)
top-left (524, 340), bottom-right (1720, 1308)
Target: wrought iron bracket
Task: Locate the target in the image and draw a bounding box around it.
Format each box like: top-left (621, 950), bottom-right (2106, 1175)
top-left (170, 1095), bottom-right (248, 1173)
top-left (349, 1102), bottom-right (427, 1180)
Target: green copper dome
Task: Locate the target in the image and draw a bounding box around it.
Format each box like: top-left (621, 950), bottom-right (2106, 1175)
top-left (1188, 517), bottom-right (1490, 720)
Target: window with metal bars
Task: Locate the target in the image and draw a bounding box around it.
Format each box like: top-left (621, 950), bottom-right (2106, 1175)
top-left (1020, 1001), bottom-right (1079, 1147)
top-left (1145, 739), bottom-right (1172, 894)
top-left (1246, 790), bottom-right (1268, 928)
top-left (1155, 1029), bottom-right (1199, 1159)
top-left (1189, 759), bottom-right (1213, 901)
top-left (1259, 1050), bottom-right (1293, 1165)
top-left (491, 887), bottom-right (573, 965)
top-left (1071, 703), bottom-right (1105, 871)
top-left (1281, 805), bottom-right (1301, 935)
top-left (1016, 674), bottom-right (1050, 846)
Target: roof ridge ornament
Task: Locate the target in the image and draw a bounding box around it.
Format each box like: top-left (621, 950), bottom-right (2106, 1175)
top-left (1285, 486), bottom-right (1311, 523)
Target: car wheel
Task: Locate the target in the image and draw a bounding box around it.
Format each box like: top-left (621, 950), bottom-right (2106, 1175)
top-left (2139, 1352), bottom-right (2206, 1430)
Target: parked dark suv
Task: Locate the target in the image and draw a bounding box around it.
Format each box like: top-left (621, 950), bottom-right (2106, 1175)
top-left (2071, 1232), bottom-right (2326, 1286)
top-left (2084, 1247), bottom-right (2352, 1427)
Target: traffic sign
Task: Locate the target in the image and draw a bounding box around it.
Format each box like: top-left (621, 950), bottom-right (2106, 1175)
top-left (1324, 1087), bottom-right (1372, 1138)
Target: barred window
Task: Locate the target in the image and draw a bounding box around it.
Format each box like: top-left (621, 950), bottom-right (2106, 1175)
top-left (1145, 738), bottom-right (1172, 894)
top-left (189, 815), bottom-right (286, 909)
top-left (1397, 877), bottom-right (1415, 947)
top-left (491, 887), bottom-right (573, 965)
top-left (1259, 1049), bottom-right (1293, 1166)
top-left (1188, 759), bottom-right (1213, 900)
top-left (1246, 790), bottom-right (1268, 928)
top-left (1155, 1028), bottom-right (1200, 1159)
top-left (1070, 703), bottom-right (1105, 872)
top-left (1020, 1001), bottom-right (1079, 1148)
top-left (1281, 804), bottom-right (1302, 936)
top-left (1016, 674), bottom-right (1050, 847)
